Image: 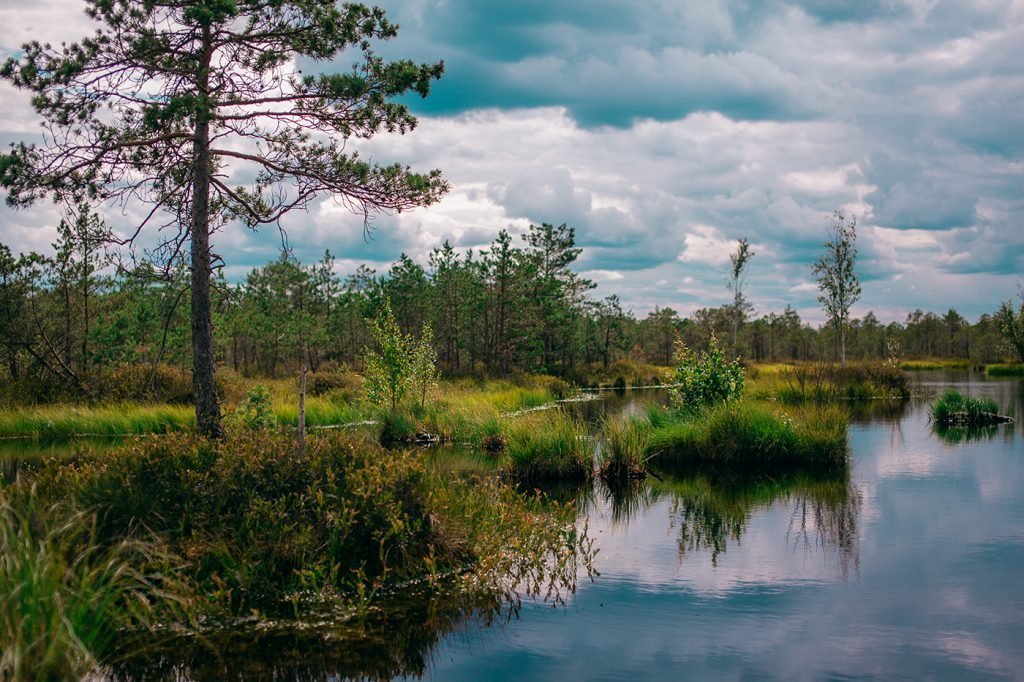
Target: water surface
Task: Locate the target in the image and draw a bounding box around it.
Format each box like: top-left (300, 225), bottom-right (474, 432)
top-left (416, 371), bottom-right (1023, 680)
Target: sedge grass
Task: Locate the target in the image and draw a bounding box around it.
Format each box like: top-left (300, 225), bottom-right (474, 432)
top-left (502, 409), bottom-right (592, 482)
top-left (0, 489), bottom-right (191, 680)
top-left (985, 364), bottom-right (1024, 377)
top-left (646, 401), bottom-right (848, 475)
top-left (0, 403), bottom-right (195, 441)
top-left (929, 390), bottom-right (1009, 426)
top-left (598, 415), bottom-right (651, 483)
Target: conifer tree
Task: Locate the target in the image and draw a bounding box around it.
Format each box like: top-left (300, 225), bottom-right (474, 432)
top-left (1, 0), bottom-right (448, 436)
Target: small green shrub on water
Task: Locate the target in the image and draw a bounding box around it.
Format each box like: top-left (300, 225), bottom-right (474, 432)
top-left (930, 390), bottom-right (1008, 427)
top-left (669, 335), bottom-right (745, 411)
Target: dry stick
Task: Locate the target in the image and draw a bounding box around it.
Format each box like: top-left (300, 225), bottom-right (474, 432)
top-left (298, 365), bottom-right (307, 453)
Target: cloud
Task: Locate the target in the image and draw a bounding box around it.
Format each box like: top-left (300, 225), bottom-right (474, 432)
top-left (0, 0), bottom-right (1021, 324)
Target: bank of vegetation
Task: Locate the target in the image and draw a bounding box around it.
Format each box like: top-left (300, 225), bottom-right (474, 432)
top-left (0, 429), bottom-right (592, 678)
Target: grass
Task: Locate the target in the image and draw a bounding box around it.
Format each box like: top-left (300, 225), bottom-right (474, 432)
top-left (747, 362), bottom-right (909, 403)
top-left (985, 364), bottom-right (1024, 377)
top-left (900, 359), bottom-right (971, 370)
top-left (0, 489), bottom-right (190, 680)
top-left (646, 401), bottom-right (849, 475)
top-left (929, 390), bottom-right (1010, 427)
top-left (0, 403), bottom-right (195, 440)
top-left (598, 415), bottom-right (651, 483)
top-left (501, 409), bottom-right (592, 482)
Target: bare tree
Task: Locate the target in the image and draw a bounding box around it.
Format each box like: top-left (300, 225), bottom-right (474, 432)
top-left (727, 238), bottom-right (755, 356)
top-left (813, 210), bottom-right (861, 368)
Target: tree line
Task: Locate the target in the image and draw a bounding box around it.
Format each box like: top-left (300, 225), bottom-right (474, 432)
top-left (2, 219), bottom-right (1020, 398)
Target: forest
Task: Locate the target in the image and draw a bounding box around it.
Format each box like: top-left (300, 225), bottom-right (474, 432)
top-left (0, 215), bottom-right (1015, 404)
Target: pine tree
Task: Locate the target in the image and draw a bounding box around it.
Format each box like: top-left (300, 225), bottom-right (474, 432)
top-left (1, 1), bottom-right (447, 436)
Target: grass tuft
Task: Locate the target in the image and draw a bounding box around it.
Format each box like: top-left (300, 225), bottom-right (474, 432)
top-left (985, 364), bottom-right (1024, 377)
top-left (0, 489), bottom-right (190, 680)
top-left (598, 416), bottom-right (651, 483)
top-left (929, 390), bottom-right (1010, 427)
top-left (502, 410), bottom-right (592, 482)
top-left (646, 401), bottom-right (848, 475)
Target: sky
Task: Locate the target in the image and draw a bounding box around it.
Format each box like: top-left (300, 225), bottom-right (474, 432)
top-left (0, 0), bottom-right (1022, 324)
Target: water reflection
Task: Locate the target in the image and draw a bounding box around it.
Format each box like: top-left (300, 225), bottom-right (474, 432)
top-left (845, 397), bottom-right (910, 424)
top-left (104, 586), bottom-right (513, 681)
top-left (932, 422), bottom-right (1002, 445)
top-left (658, 473), bottom-right (860, 576)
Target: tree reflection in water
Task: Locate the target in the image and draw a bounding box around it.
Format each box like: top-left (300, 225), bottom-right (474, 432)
top-left (659, 472), bottom-right (861, 577)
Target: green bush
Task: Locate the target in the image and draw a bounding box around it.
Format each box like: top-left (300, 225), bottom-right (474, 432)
top-left (98, 363), bottom-right (193, 404)
top-left (36, 432), bottom-right (443, 612)
top-left (669, 336), bottom-right (745, 411)
top-left (229, 385), bottom-right (277, 431)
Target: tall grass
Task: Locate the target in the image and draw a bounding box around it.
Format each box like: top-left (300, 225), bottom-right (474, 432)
top-left (598, 416), bottom-right (651, 483)
top-left (502, 410), bottom-right (591, 482)
top-left (929, 390), bottom-right (1008, 426)
top-left (0, 404), bottom-right (195, 440)
top-left (0, 489), bottom-right (190, 680)
top-left (985, 364), bottom-right (1024, 377)
top-left (646, 401), bottom-right (848, 474)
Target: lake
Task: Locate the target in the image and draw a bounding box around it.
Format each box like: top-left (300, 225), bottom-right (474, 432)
top-left (17, 371), bottom-right (1021, 680)
top-left (416, 371), bottom-right (1024, 681)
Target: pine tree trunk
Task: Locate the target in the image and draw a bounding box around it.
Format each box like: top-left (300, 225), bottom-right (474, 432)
top-left (190, 30), bottom-right (223, 439)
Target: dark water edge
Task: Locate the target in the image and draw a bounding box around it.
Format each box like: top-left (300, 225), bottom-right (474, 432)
top-left (10, 372), bottom-right (1024, 680)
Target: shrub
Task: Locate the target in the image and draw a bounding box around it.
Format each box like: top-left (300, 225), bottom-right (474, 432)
top-left (99, 363), bottom-right (193, 404)
top-left (35, 431), bottom-right (444, 612)
top-left (229, 385), bottom-right (277, 431)
top-left (669, 335), bottom-right (745, 411)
